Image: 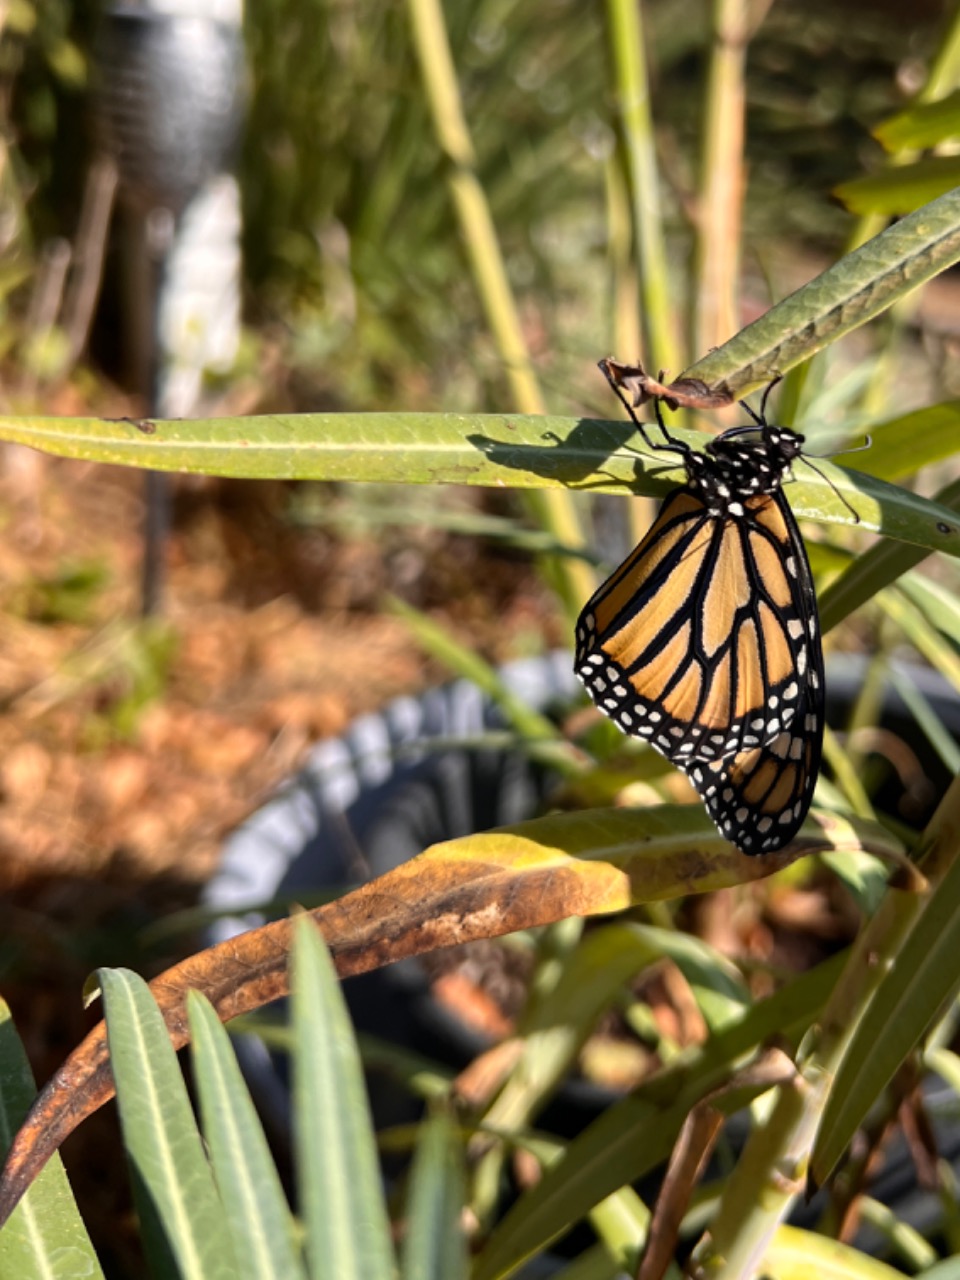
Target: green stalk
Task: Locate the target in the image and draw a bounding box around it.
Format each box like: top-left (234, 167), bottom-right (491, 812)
top-left (917, 6), bottom-right (960, 104)
top-left (604, 151), bottom-right (656, 546)
top-left (605, 151), bottom-right (642, 364)
top-left (604, 0), bottom-right (682, 376)
top-left (820, 726), bottom-right (876, 822)
top-left (692, 0), bottom-right (750, 358)
top-left (855, 1198), bottom-right (938, 1271)
top-left (405, 0), bottom-right (593, 618)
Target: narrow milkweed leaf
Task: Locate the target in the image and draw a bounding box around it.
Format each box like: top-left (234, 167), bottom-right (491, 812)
top-left (873, 89), bottom-right (960, 150)
top-left (99, 968), bottom-right (238, 1280)
top-left (681, 188), bottom-right (960, 396)
top-left (818, 478), bottom-right (960, 633)
top-left (401, 1111), bottom-right (468, 1280)
top-left (291, 916), bottom-right (395, 1280)
top-left (844, 402), bottom-right (960, 482)
top-left (473, 956), bottom-right (847, 1280)
top-left (811, 845), bottom-right (960, 1187)
top-left (187, 992), bottom-right (305, 1280)
top-left (834, 158), bottom-right (960, 215)
top-left (0, 412), bottom-right (959, 557)
top-left (0, 1001), bottom-right (103, 1278)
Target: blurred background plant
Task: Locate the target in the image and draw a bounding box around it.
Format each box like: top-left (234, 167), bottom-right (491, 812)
top-left (0, 0), bottom-right (960, 1276)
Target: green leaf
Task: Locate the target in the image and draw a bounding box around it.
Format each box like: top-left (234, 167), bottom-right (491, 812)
top-left (400, 1111), bottom-right (468, 1280)
top-left (879, 585), bottom-right (960, 693)
top-left (818, 478), bottom-right (960, 633)
top-left (854, 1198), bottom-right (937, 1271)
top-left (915, 1258), bottom-right (960, 1280)
top-left (482, 921), bottom-right (749, 1143)
top-left (762, 1223), bottom-right (911, 1279)
top-left (2, 412), bottom-right (959, 557)
top-left (1, 412), bottom-right (960, 558)
top-left (292, 488), bottom-right (587, 558)
top-left (811, 844), bottom-right (960, 1188)
top-left (898, 571), bottom-right (960, 648)
top-left (99, 968), bottom-right (238, 1280)
top-left (0, 1001), bottom-right (104, 1279)
top-left (187, 992), bottom-right (306, 1280)
top-left (682, 188), bottom-right (960, 396)
top-left (873, 88), bottom-right (960, 150)
top-left (847, 402), bottom-right (960, 482)
top-left (888, 666), bottom-right (960, 774)
top-left (834, 158), bottom-right (960, 215)
top-left (473, 954), bottom-right (847, 1280)
top-left (530, 921), bottom-right (749, 1043)
top-left (291, 916), bottom-right (396, 1280)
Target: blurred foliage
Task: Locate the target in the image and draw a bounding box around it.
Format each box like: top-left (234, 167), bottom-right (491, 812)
top-left (241, 0), bottom-right (608, 409)
top-left (238, 0), bottom-right (941, 408)
top-left (18, 558), bottom-right (108, 625)
top-left (0, 0), bottom-right (951, 416)
top-left (3, 0), bottom-right (88, 224)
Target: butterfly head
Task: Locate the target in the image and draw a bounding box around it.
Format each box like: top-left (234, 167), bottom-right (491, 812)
top-left (687, 424), bottom-right (805, 514)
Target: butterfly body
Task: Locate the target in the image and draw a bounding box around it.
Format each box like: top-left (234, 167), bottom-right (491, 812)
top-left (576, 401), bottom-right (824, 856)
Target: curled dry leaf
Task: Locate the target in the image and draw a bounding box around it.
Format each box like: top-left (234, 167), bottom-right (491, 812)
top-left (599, 357), bottom-right (734, 413)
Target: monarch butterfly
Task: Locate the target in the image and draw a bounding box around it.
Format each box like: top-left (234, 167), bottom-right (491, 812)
top-left (575, 363), bottom-right (824, 855)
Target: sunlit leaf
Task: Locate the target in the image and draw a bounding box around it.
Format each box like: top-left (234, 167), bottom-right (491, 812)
top-left (834, 158), bottom-right (960, 215)
top-left (874, 89), bottom-right (960, 150)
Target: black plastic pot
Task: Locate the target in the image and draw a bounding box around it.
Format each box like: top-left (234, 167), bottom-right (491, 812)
top-left (203, 652), bottom-right (580, 1137)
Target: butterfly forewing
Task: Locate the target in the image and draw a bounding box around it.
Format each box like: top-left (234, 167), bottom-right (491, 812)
top-left (575, 488), bottom-right (818, 768)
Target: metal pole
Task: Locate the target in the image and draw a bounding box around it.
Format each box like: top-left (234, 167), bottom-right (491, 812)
top-left (91, 0), bottom-right (245, 615)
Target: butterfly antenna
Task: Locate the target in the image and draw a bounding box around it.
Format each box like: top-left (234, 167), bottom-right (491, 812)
top-left (801, 454), bottom-right (861, 524)
top-left (819, 435), bottom-right (873, 458)
top-left (800, 429), bottom-right (872, 463)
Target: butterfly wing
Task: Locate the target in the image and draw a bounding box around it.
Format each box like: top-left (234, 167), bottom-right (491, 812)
top-left (679, 490), bottom-right (824, 854)
top-left (575, 487), bottom-right (819, 767)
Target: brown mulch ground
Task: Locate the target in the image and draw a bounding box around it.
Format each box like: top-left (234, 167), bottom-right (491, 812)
top-left (1, 447), bottom-right (557, 896)
top-left (0, 404), bottom-right (562, 1268)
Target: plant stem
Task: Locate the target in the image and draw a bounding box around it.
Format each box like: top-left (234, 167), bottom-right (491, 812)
top-left (701, 1), bottom-right (761, 415)
top-left (604, 0), bottom-right (682, 377)
top-left (692, 0), bottom-right (748, 358)
top-left (406, 0), bottom-right (593, 618)
top-left (604, 152), bottom-right (655, 546)
top-left (605, 150), bottom-right (642, 365)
